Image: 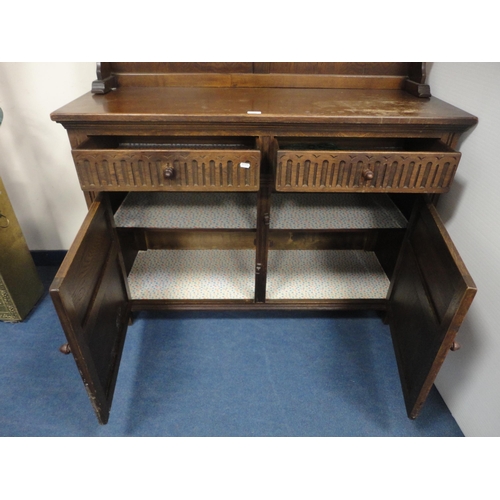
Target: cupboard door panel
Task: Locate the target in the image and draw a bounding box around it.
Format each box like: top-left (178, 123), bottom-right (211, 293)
top-left (388, 201), bottom-right (476, 419)
top-left (50, 194), bottom-right (130, 424)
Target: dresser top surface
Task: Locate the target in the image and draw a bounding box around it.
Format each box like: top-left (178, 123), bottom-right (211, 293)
top-left (51, 87), bottom-right (477, 129)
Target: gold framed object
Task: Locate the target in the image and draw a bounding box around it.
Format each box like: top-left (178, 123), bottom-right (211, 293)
top-left (0, 176), bottom-right (43, 322)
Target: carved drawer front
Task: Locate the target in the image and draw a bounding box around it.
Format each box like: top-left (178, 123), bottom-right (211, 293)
top-left (72, 137), bottom-right (261, 192)
top-left (274, 138), bottom-right (461, 193)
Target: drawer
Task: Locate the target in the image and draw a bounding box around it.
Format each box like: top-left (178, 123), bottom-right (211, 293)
top-left (274, 138), bottom-right (461, 193)
top-left (72, 136), bottom-right (261, 192)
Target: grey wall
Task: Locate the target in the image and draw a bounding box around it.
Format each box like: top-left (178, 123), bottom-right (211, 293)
top-left (429, 62), bottom-right (500, 436)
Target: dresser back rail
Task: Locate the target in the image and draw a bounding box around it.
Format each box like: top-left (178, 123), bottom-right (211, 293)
top-left (93, 62), bottom-right (424, 93)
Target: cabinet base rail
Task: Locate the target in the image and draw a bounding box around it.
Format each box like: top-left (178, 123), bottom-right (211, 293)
top-left (129, 298), bottom-right (388, 311)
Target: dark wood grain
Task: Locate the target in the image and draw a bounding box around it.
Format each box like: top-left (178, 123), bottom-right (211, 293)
top-left (388, 200), bottom-right (476, 419)
top-left (110, 62), bottom-right (255, 74)
top-left (72, 143), bottom-right (261, 192)
top-left (109, 62), bottom-right (411, 76)
top-left (51, 62), bottom-right (478, 423)
top-left (50, 194), bottom-right (130, 424)
top-left (255, 175), bottom-right (272, 303)
top-left (130, 298), bottom-right (388, 311)
top-left (274, 138), bottom-right (460, 193)
top-left (268, 228), bottom-right (404, 252)
top-left (118, 228), bottom-right (256, 250)
top-left (92, 63), bottom-right (414, 93)
top-left (52, 87), bottom-right (477, 128)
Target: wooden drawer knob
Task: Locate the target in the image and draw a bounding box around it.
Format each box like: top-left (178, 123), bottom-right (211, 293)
top-left (59, 343), bottom-right (71, 355)
top-left (164, 166), bottom-right (176, 179)
top-left (362, 169), bottom-right (374, 180)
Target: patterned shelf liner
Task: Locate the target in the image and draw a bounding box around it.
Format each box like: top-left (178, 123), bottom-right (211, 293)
top-left (114, 192), bottom-right (257, 229)
top-left (270, 193), bottom-right (407, 229)
top-left (266, 250), bottom-right (389, 300)
top-left (128, 250), bottom-right (255, 300)
top-left (114, 192), bottom-right (407, 229)
top-left (128, 249), bottom-right (389, 301)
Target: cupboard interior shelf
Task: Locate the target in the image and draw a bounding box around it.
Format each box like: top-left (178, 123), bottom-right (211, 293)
top-left (117, 192), bottom-right (407, 302)
top-left (128, 249), bottom-right (256, 300)
top-left (269, 193), bottom-right (407, 229)
top-left (114, 192), bottom-right (258, 229)
top-left (114, 192), bottom-right (407, 230)
top-left (127, 248), bottom-right (390, 301)
top-left (267, 250), bottom-right (389, 300)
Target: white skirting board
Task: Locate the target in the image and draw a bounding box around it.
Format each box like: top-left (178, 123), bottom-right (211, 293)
top-left (127, 249), bottom-right (389, 301)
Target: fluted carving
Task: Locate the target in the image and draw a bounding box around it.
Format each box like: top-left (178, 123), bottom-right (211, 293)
top-left (72, 150), bottom-right (260, 191)
top-left (275, 150), bottom-right (460, 193)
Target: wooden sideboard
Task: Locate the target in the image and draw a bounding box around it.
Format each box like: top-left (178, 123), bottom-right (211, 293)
top-left (50, 63), bottom-right (477, 424)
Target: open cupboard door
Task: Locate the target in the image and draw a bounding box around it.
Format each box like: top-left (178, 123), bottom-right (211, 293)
top-left (50, 194), bottom-right (130, 424)
top-left (388, 199), bottom-right (476, 419)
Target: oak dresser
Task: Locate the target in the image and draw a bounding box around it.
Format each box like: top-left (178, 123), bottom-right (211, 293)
top-left (50, 63), bottom-right (477, 424)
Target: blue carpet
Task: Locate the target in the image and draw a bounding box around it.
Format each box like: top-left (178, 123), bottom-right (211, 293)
top-left (0, 266), bottom-right (463, 436)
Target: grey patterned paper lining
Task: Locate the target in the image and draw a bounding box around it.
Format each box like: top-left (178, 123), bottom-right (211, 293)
top-left (121, 192), bottom-right (401, 300)
top-left (115, 192), bottom-right (406, 230)
top-left (114, 192), bottom-right (257, 229)
top-left (128, 250), bottom-right (255, 300)
top-left (267, 250), bottom-right (389, 299)
top-left (128, 249), bottom-right (389, 300)
top-left (270, 193), bottom-right (407, 229)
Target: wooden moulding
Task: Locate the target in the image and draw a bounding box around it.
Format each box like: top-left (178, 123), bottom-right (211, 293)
top-left (129, 298), bottom-right (388, 312)
top-left (107, 62), bottom-right (412, 76)
top-left (113, 73), bottom-right (409, 90)
top-left (116, 227), bottom-right (404, 252)
top-left (117, 228), bottom-right (256, 251)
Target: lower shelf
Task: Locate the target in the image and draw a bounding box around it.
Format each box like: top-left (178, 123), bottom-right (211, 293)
top-left (267, 250), bottom-right (389, 300)
top-left (128, 250), bottom-right (255, 300)
top-left (127, 249), bottom-right (390, 301)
